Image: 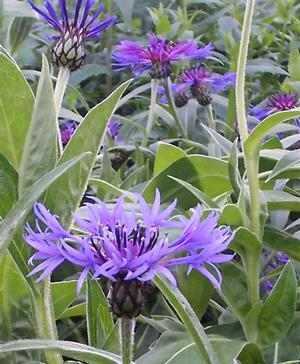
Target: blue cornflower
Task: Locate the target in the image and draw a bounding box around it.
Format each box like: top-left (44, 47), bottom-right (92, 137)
top-left (29, 0), bottom-right (117, 70)
top-left (177, 65), bottom-right (236, 106)
top-left (24, 191), bottom-right (234, 316)
top-left (107, 119), bottom-right (121, 141)
top-left (112, 34), bottom-right (213, 79)
top-left (60, 121), bottom-right (76, 146)
top-left (262, 252), bottom-right (289, 293)
top-left (250, 92), bottom-right (300, 133)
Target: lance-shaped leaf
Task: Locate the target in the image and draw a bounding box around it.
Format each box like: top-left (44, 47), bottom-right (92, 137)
top-left (45, 80), bottom-right (132, 228)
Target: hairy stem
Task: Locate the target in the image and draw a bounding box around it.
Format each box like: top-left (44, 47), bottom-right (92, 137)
top-left (235, 0), bottom-right (255, 144)
top-left (236, 0), bottom-right (261, 314)
top-left (32, 279), bottom-right (62, 364)
top-left (142, 79), bottom-right (159, 147)
top-left (206, 104), bottom-right (215, 130)
top-left (163, 77), bottom-right (187, 138)
top-left (54, 66), bottom-right (70, 154)
top-left (120, 318), bottom-right (135, 364)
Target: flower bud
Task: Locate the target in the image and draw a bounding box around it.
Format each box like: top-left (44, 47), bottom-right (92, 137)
top-left (52, 29), bottom-right (85, 71)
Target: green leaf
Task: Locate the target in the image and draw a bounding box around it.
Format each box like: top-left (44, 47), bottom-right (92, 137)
top-left (244, 109), bottom-right (300, 158)
top-left (0, 53), bottom-right (34, 170)
top-left (153, 275), bottom-right (219, 364)
top-left (263, 190), bottom-right (300, 211)
top-left (51, 281), bottom-right (77, 320)
top-left (177, 268), bottom-right (214, 319)
top-left (8, 17), bottom-right (35, 56)
top-left (263, 226), bottom-right (300, 261)
top-left (44, 80), bottom-right (132, 228)
top-left (266, 150), bottom-right (300, 182)
top-left (86, 277), bottom-right (114, 349)
top-left (219, 205), bottom-right (243, 226)
top-left (153, 142), bottom-right (186, 176)
top-left (257, 262), bottom-right (297, 347)
top-left (18, 56), bottom-right (57, 194)
top-left (0, 340), bottom-right (123, 364)
top-left (136, 331), bottom-right (244, 364)
top-left (143, 155), bottom-right (231, 210)
top-left (89, 178), bottom-right (136, 201)
top-left (288, 39), bottom-right (300, 81)
top-left (237, 343), bottom-right (266, 364)
top-left (0, 153), bottom-right (89, 258)
top-left (0, 153), bottom-right (18, 218)
top-left (168, 176), bottom-right (218, 209)
top-left (221, 263), bottom-right (252, 320)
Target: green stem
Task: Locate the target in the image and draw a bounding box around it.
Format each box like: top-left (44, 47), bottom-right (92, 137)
top-left (120, 318), bottom-right (135, 364)
top-left (235, 0), bottom-right (261, 314)
top-left (54, 66), bottom-right (70, 154)
top-left (32, 279), bottom-right (63, 364)
top-left (206, 104), bottom-right (215, 130)
top-left (235, 0), bottom-right (255, 145)
top-left (245, 247), bottom-right (260, 306)
top-left (163, 77), bottom-right (187, 138)
top-left (245, 154), bottom-right (261, 237)
top-left (142, 79), bottom-right (159, 147)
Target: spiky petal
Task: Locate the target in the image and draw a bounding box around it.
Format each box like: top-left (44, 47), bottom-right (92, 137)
top-left (29, 0), bottom-right (117, 70)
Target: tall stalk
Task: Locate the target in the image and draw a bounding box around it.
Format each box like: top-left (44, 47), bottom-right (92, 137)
top-left (120, 318), bottom-right (135, 364)
top-left (31, 279), bottom-right (63, 364)
top-left (142, 79), bottom-right (159, 147)
top-left (235, 0), bottom-right (261, 308)
top-left (54, 66), bottom-right (71, 154)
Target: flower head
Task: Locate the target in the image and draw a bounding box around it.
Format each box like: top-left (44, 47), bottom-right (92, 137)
top-left (24, 190), bottom-right (234, 317)
top-left (261, 252), bottom-right (289, 293)
top-left (29, 0), bottom-right (117, 70)
top-left (107, 119), bottom-right (121, 140)
top-left (250, 92), bottom-right (300, 135)
top-left (112, 34), bottom-right (213, 79)
top-left (251, 93), bottom-right (299, 121)
top-left (177, 65), bottom-right (236, 106)
top-left (60, 121), bottom-right (77, 146)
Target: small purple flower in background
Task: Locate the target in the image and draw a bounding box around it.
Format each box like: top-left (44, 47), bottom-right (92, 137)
top-left (261, 252), bottom-right (289, 293)
top-left (60, 121), bottom-right (77, 146)
top-left (107, 119), bottom-right (121, 141)
top-left (250, 92), bottom-right (300, 134)
top-left (112, 34), bottom-right (213, 79)
top-left (24, 190), bottom-right (234, 317)
top-left (177, 65), bottom-right (236, 106)
top-left (29, 0), bottom-right (117, 70)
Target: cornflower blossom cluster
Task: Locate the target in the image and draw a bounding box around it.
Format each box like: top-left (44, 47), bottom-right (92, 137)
top-left (107, 119), bottom-right (121, 141)
top-left (112, 34), bottom-right (213, 79)
top-left (250, 93), bottom-right (300, 133)
top-left (24, 191), bottom-right (234, 317)
top-left (176, 65), bottom-right (236, 107)
top-left (59, 120), bottom-right (121, 147)
top-left (60, 121), bottom-right (76, 146)
top-left (29, 0), bottom-right (117, 70)
top-left (262, 252), bottom-right (289, 293)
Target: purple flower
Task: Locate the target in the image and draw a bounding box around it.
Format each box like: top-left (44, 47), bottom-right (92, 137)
top-left (60, 121), bottom-right (76, 146)
top-left (24, 190), bottom-right (234, 295)
top-left (29, 0), bottom-right (117, 70)
top-left (107, 119), bottom-right (121, 140)
top-left (112, 34), bottom-right (213, 79)
top-left (249, 93), bottom-right (300, 137)
top-left (177, 65), bottom-right (236, 106)
top-left (159, 65), bottom-right (236, 107)
top-left (261, 252), bottom-right (289, 293)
